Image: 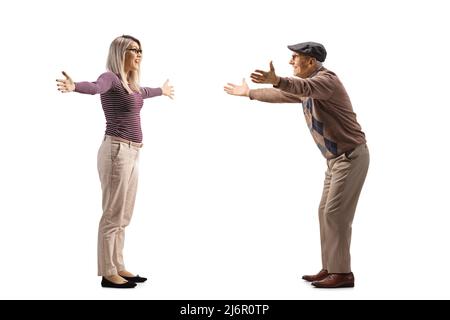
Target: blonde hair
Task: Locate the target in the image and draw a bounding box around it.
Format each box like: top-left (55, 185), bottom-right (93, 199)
top-left (106, 35), bottom-right (141, 94)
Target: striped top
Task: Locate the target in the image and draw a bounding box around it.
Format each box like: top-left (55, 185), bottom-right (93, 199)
top-left (74, 72), bottom-right (162, 143)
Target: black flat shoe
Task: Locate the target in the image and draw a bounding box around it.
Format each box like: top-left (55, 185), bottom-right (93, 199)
top-left (101, 277), bottom-right (137, 288)
top-left (120, 275), bottom-right (147, 283)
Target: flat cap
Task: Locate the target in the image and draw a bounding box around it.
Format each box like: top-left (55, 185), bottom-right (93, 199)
top-left (287, 42), bottom-right (327, 62)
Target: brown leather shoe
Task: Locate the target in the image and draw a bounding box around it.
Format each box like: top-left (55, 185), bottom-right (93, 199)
top-left (302, 269), bottom-right (328, 282)
top-left (312, 272), bottom-right (354, 288)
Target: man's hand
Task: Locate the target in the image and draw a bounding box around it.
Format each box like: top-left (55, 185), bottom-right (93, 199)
top-left (224, 78), bottom-right (250, 97)
top-left (250, 61), bottom-right (280, 86)
top-left (56, 71), bottom-right (75, 93)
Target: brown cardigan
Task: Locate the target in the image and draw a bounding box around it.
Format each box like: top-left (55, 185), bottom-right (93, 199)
top-left (249, 67), bottom-right (366, 159)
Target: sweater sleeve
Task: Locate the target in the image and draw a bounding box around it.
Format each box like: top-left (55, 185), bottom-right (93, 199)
top-left (140, 87), bottom-right (163, 99)
top-left (275, 73), bottom-right (336, 100)
top-left (74, 72), bottom-right (118, 95)
top-left (249, 88), bottom-right (303, 103)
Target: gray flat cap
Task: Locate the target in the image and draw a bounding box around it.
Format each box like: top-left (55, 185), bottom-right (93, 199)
top-left (288, 42), bottom-right (327, 62)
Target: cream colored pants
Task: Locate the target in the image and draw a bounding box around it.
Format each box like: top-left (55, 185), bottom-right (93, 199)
top-left (319, 144), bottom-right (370, 273)
top-left (97, 136), bottom-right (141, 276)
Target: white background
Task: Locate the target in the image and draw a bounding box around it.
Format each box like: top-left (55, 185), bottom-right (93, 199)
top-left (1, 0), bottom-right (449, 300)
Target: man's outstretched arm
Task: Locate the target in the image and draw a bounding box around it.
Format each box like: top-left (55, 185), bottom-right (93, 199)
top-left (224, 78), bottom-right (302, 103)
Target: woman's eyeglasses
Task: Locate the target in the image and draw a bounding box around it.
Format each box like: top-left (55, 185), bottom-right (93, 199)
top-left (127, 48), bottom-right (143, 55)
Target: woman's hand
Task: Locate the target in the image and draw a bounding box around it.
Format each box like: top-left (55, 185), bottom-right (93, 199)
top-left (224, 78), bottom-right (250, 97)
top-left (161, 79), bottom-right (174, 99)
top-left (56, 71), bottom-right (75, 93)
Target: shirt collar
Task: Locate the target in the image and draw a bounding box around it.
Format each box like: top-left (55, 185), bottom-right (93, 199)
top-left (308, 66), bottom-right (324, 78)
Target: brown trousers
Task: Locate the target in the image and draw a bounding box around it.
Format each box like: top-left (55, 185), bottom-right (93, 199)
top-left (319, 144), bottom-right (370, 273)
top-left (97, 136), bottom-right (141, 276)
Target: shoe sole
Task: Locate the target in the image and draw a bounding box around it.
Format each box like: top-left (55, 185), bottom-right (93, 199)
top-left (302, 277), bottom-right (328, 282)
top-left (101, 282), bottom-right (137, 289)
top-left (312, 282), bottom-right (354, 288)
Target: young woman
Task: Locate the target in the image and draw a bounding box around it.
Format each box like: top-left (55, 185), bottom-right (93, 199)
top-left (56, 35), bottom-right (174, 288)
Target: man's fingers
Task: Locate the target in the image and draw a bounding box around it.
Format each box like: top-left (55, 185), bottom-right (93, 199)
top-left (224, 87), bottom-right (235, 95)
top-left (250, 73), bottom-right (265, 83)
top-left (253, 70), bottom-right (266, 76)
top-left (250, 72), bottom-right (265, 79)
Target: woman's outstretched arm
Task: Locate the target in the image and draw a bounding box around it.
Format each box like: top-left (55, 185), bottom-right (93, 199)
top-left (56, 71), bottom-right (117, 95)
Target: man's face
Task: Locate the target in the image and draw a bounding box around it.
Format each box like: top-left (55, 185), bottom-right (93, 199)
top-left (290, 53), bottom-right (316, 78)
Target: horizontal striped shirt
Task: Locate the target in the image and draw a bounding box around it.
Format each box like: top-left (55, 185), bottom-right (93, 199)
top-left (75, 71), bottom-right (162, 143)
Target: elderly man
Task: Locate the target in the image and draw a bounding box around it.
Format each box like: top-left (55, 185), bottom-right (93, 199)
top-left (224, 42), bottom-right (369, 288)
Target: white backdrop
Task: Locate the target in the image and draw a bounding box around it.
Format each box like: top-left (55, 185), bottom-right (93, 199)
top-left (1, 0), bottom-right (449, 299)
